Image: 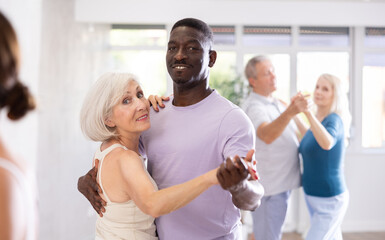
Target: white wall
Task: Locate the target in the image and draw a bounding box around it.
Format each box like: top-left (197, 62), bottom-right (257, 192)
top-left (75, 0), bottom-right (385, 26)
top-left (37, 0), bottom-right (111, 239)
top-left (342, 153), bottom-right (385, 231)
top-left (2, 0), bottom-right (385, 239)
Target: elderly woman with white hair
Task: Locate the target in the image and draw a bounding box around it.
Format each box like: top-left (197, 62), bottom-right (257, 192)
top-left (295, 73), bottom-right (351, 240)
top-left (79, 72), bottom-right (220, 240)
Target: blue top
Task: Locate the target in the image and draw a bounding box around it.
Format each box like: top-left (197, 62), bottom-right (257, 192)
top-left (299, 113), bottom-right (347, 197)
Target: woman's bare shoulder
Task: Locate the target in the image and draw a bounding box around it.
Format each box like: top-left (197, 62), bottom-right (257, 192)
top-left (108, 147), bottom-right (142, 166)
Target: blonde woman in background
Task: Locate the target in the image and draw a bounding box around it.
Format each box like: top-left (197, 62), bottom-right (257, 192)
top-left (296, 73), bottom-right (351, 240)
top-left (0, 11), bottom-right (37, 240)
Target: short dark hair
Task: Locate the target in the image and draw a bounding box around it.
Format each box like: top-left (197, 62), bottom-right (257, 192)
top-left (171, 18), bottom-right (213, 47)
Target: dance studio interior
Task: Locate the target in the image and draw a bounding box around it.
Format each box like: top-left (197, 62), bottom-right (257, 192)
top-left (0, 0), bottom-right (384, 239)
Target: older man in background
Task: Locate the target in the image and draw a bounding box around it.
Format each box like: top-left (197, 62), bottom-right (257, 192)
top-left (242, 55), bottom-right (308, 240)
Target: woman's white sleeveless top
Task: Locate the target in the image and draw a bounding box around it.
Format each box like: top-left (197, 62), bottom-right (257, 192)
top-left (94, 144), bottom-right (158, 240)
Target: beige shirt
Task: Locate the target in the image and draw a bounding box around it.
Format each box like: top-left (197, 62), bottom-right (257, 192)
top-left (241, 92), bottom-right (301, 196)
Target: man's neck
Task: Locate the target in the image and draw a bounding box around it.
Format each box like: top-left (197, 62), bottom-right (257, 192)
top-left (172, 82), bottom-right (213, 107)
top-left (253, 89), bottom-right (272, 98)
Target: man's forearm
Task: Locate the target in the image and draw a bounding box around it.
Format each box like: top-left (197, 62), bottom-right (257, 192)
top-left (257, 109), bottom-right (294, 144)
top-left (229, 180), bottom-right (264, 211)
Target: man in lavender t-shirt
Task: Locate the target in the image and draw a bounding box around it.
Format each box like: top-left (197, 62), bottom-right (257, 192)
top-left (140, 90), bottom-right (258, 239)
top-left (78, 18), bottom-right (264, 240)
top-left (139, 18), bottom-right (264, 240)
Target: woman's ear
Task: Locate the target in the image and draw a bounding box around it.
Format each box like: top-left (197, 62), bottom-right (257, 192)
top-left (104, 117), bottom-right (115, 128)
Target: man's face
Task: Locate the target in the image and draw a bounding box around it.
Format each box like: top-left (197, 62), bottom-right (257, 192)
top-left (253, 60), bottom-right (277, 96)
top-left (166, 26), bottom-right (214, 86)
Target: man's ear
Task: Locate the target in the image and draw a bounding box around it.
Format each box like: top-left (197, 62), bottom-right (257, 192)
top-left (208, 50), bottom-right (217, 67)
top-left (104, 118), bottom-right (115, 128)
top-left (248, 77), bottom-right (256, 89)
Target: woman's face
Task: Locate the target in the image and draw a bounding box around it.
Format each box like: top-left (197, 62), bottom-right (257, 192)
top-left (107, 80), bottom-right (150, 135)
top-left (313, 77), bottom-right (334, 109)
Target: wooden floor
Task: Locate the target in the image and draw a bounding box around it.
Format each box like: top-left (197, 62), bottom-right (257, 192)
top-left (282, 232), bottom-right (385, 240)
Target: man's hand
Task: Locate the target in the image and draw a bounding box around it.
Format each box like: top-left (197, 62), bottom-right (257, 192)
top-left (288, 92), bottom-right (310, 116)
top-left (217, 150), bottom-right (264, 211)
top-left (77, 159), bottom-right (106, 217)
top-left (217, 155), bottom-right (250, 190)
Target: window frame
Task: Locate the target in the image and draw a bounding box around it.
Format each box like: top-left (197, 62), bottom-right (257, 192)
top-left (354, 27), bottom-right (385, 153)
top-left (107, 24), bottom-right (170, 96)
top-left (109, 24), bottom-right (385, 153)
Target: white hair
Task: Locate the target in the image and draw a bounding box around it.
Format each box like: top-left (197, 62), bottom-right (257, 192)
top-left (244, 55), bottom-right (270, 80)
top-left (318, 73), bottom-right (352, 141)
top-left (80, 72), bottom-right (139, 142)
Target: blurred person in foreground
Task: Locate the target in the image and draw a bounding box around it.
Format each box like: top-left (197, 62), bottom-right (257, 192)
top-left (0, 11), bottom-right (37, 240)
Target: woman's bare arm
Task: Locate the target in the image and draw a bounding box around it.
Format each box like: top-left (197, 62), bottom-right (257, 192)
top-left (118, 150), bottom-right (217, 218)
top-left (304, 111), bottom-right (334, 150)
top-left (0, 169), bottom-right (26, 240)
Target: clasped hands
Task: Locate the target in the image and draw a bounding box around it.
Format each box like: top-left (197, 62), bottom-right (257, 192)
top-left (288, 91), bottom-right (313, 116)
top-left (217, 149), bottom-right (258, 191)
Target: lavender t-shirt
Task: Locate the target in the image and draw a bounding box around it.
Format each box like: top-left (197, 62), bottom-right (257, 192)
top-left (140, 90), bottom-right (255, 240)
